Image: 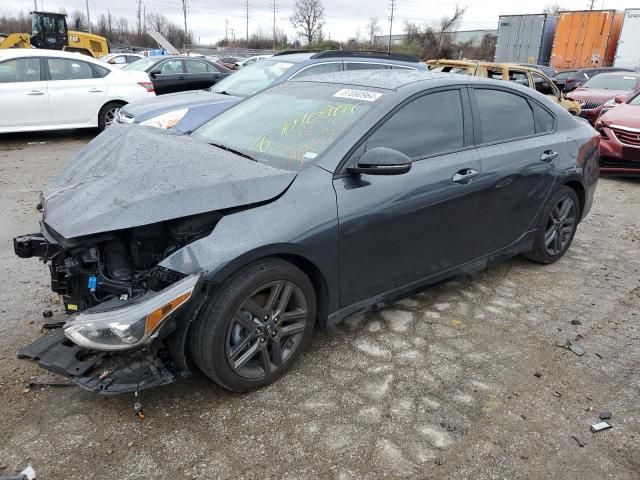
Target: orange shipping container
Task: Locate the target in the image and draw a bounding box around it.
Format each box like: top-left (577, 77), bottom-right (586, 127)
top-left (551, 10), bottom-right (624, 70)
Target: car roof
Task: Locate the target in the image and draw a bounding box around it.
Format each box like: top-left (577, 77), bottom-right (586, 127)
top-left (594, 71), bottom-right (640, 78)
top-left (0, 48), bottom-right (103, 62)
top-left (291, 69), bottom-right (481, 91)
top-left (272, 51), bottom-right (420, 66)
top-left (428, 59), bottom-right (544, 73)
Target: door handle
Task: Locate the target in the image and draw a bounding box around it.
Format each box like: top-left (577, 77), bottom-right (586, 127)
top-left (88, 89), bottom-right (104, 93)
top-left (27, 90), bottom-right (45, 95)
top-left (178, 75), bottom-right (185, 80)
top-left (452, 168), bottom-right (480, 184)
top-left (540, 150), bottom-right (559, 162)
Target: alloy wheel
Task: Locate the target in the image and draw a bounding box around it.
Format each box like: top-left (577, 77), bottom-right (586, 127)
top-left (544, 196), bottom-right (577, 256)
top-left (104, 107), bottom-right (120, 127)
top-left (225, 280), bottom-right (308, 379)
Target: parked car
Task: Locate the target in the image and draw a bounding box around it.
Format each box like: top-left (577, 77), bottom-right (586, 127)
top-left (235, 54), bottom-right (273, 69)
top-left (123, 56), bottom-right (232, 95)
top-left (16, 70), bottom-right (599, 394)
top-left (215, 56), bottom-right (245, 69)
top-left (552, 69), bottom-right (578, 90)
top-left (0, 49), bottom-right (154, 133)
top-left (99, 53), bottom-right (143, 68)
top-left (562, 67), bottom-right (636, 93)
top-left (426, 60), bottom-right (581, 115)
top-left (117, 50), bottom-right (427, 131)
top-left (567, 72), bottom-right (640, 124)
top-left (519, 63), bottom-right (556, 78)
top-left (596, 91), bottom-right (640, 175)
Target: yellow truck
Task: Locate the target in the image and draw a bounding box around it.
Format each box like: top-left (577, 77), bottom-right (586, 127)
top-left (0, 11), bottom-right (109, 58)
top-left (426, 59), bottom-right (581, 116)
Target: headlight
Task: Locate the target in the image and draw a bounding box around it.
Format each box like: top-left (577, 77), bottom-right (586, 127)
top-left (603, 98), bottom-right (616, 107)
top-left (64, 273), bottom-right (201, 351)
top-left (139, 108), bottom-right (189, 129)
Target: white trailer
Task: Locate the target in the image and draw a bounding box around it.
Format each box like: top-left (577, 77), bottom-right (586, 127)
top-left (614, 9), bottom-right (640, 69)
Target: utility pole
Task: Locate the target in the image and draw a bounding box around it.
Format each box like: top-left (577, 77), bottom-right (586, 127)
top-left (137, 0), bottom-right (142, 38)
top-left (33, 0), bottom-right (38, 11)
top-left (245, 0), bottom-right (250, 43)
top-left (271, 1), bottom-right (277, 50)
top-left (588, 0), bottom-right (596, 10)
top-left (225, 19), bottom-right (229, 41)
top-left (230, 28), bottom-right (236, 43)
top-left (143, 5), bottom-right (146, 33)
top-left (387, 0), bottom-right (396, 53)
top-left (180, 0), bottom-right (188, 49)
top-left (85, 0), bottom-right (92, 32)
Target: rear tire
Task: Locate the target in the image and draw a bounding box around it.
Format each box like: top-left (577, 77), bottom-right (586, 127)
top-left (189, 258), bottom-right (316, 392)
top-left (524, 186), bottom-right (580, 264)
top-left (98, 101), bottom-right (124, 131)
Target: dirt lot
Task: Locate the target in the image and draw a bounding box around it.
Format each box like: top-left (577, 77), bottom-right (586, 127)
top-left (0, 131), bottom-right (639, 479)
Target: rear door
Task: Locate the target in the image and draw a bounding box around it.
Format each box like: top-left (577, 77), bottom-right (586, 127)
top-left (184, 59), bottom-right (221, 90)
top-left (45, 57), bottom-right (107, 126)
top-left (469, 87), bottom-right (559, 256)
top-left (334, 88), bottom-right (484, 307)
top-left (0, 56), bottom-right (51, 130)
top-left (151, 59), bottom-right (186, 94)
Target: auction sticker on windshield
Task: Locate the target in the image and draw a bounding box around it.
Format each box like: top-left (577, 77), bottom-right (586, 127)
top-left (334, 89), bottom-right (383, 102)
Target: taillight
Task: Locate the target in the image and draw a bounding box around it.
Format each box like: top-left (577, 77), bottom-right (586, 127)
top-left (138, 82), bottom-right (154, 93)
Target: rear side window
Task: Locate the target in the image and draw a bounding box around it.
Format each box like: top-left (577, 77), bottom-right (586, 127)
top-left (185, 59), bottom-right (209, 73)
top-left (292, 62), bottom-right (342, 79)
top-left (345, 62), bottom-right (389, 70)
top-left (91, 63), bottom-right (110, 78)
top-left (366, 90), bottom-right (464, 159)
top-left (0, 58), bottom-right (41, 83)
top-left (47, 58), bottom-right (94, 80)
top-left (474, 89), bottom-right (535, 143)
top-left (531, 102), bottom-right (555, 133)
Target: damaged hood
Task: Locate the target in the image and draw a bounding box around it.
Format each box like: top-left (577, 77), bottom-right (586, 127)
top-left (43, 124), bottom-right (297, 239)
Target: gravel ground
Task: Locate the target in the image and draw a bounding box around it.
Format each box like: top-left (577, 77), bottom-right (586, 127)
top-left (0, 131), bottom-right (639, 479)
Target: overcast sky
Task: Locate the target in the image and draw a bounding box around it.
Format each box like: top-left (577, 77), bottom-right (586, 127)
top-left (8, 0), bottom-right (640, 44)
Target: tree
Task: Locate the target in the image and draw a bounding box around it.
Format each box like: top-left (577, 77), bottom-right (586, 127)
top-left (437, 5), bottom-right (467, 49)
top-left (543, 4), bottom-right (563, 15)
top-left (366, 17), bottom-right (381, 45)
top-left (290, 0), bottom-right (325, 45)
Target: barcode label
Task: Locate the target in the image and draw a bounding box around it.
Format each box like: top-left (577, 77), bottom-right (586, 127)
top-left (334, 88), bottom-right (383, 102)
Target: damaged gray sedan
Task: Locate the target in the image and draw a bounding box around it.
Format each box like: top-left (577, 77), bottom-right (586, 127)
top-left (15, 71), bottom-right (599, 394)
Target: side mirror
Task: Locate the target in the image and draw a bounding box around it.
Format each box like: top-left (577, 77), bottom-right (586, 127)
top-left (614, 95), bottom-right (625, 104)
top-left (347, 147), bottom-right (412, 176)
top-left (150, 69), bottom-right (161, 78)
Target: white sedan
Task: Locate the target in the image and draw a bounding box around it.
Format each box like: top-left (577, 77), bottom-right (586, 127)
top-left (0, 49), bottom-right (155, 133)
top-left (99, 53), bottom-right (144, 69)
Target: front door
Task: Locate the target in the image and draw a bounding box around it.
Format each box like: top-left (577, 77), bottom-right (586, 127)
top-left (469, 87), bottom-right (559, 256)
top-left (151, 59), bottom-right (186, 94)
top-left (46, 57), bottom-right (107, 125)
top-left (335, 88), bottom-right (484, 307)
top-left (0, 57), bottom-right (51, 130)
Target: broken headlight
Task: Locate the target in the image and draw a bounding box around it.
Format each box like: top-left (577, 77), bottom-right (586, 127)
top-left (139, 108), bottom-right (189, 129)
top-left (64, 273), bottom-right (201, 351)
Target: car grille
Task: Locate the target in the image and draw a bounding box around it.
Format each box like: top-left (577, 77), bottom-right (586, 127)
top-left (579, 99), bottom-right (606, 110)
top-left (611, 127), bottom-right (640, 147)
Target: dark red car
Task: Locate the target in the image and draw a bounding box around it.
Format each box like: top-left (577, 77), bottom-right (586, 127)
top-left (568, 72), bottom-right (640, 124)
top-left (596, 91), bottom-right (640, 175)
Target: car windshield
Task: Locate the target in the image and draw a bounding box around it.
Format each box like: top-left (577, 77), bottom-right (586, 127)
top-left (555, 71), bottom-right (575, 80)
top-left (123, 57), bottom-right (157, 71)
top-left (581, 75), bottom-right (638, 90)
top-left (210, 59), bottom-right (295, 97)
top-left (192, 83), bottom-right (376, 170)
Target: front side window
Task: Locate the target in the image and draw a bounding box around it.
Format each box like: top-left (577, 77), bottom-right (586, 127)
top-left (508, 71), bottom-right (528, 86)
top-left (0, 58), bottom-right (41, 83)
top-left (532, 73), bottom-right (556, 96)
top-left (531, 102), bottom-right (555, 133)
top-left (474, 89), bottom-right (535, 143)
top-left (210, 59), bottom-right (295, 97)
top-left (293, 62), bottom-right (342, 79)
top-left (192, 83), bottom-right (374, 170)
top-left (629, 92), bottom-right (640, 106)
top-left (366, 90), bottom-right (464, 159)
top-left (47, 58), bottom-right (94, 80)
top-left (159, 60), bottom-right (184, 74)
top-left (110, 56), bottom-right (127, 65)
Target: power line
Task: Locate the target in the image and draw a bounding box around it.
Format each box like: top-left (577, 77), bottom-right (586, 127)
top-left (387, 0), bottom-right (396, 53)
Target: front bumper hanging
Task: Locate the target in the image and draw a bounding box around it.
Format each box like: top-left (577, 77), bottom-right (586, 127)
top-left (18, 329), bottom-right (185, 395)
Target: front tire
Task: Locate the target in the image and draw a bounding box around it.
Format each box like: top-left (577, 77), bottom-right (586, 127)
top-left (189, 258), bottom-right (316, 392)
top-left (98, 101), bottom-right (124, 131)
top-left (524, 186), bottom-right (580, 264)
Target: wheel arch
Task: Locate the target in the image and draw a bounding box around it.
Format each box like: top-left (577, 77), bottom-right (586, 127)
top-left (562, 177), bottom-right (586, 219)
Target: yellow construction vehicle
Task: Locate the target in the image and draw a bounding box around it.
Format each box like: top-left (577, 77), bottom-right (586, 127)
top-left (0, 11), bottom-right (109, 58)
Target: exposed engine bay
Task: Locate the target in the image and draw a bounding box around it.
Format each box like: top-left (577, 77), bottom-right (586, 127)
top-left (15, 211), bottom-right (220, 314)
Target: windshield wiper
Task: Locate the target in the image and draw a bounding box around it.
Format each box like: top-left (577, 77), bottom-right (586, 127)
top-left (214, 90), bottom-right (231, 95)
top-left (209, 143), bottom-right (257, 162)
